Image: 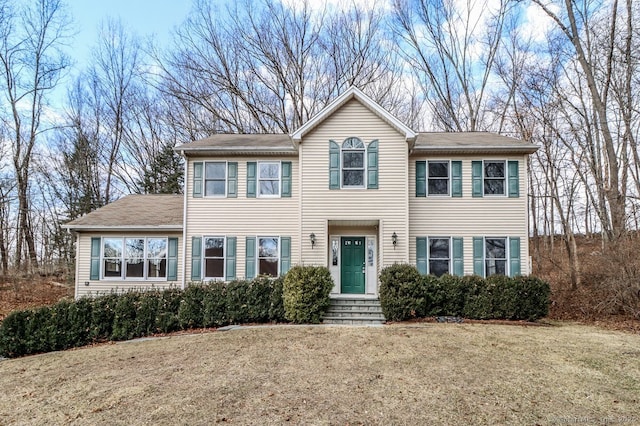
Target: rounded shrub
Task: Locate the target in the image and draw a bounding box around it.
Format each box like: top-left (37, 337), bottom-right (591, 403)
top-left (379, 263), bottom-right (422, 321)
top-left (283, 266), bottom-right (334, 324)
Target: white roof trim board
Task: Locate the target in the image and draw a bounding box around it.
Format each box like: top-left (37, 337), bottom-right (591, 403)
top-left (291, 86), bottom-right (417, 142)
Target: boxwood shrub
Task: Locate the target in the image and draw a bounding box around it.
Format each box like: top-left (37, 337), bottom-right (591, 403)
top-left (283, 266), bottom-right (333, 324)
top-left (379, 263), bottom-right (424, 321)
top-left (379, 264), bottom-right (550, 322)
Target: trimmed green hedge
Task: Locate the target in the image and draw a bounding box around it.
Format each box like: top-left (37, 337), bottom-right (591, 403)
top-left (379, 264), bottom-right (550, 322)
top-left (283, 266), bottom-right (334, 324)
top-left (0, 277), bottom-right (286, 358)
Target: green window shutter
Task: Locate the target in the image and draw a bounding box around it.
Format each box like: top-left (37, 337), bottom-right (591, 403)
top-left (247, 162), bottom-right (256, 198)
top-left (167, 238), bottom-right (178, 281)
top-left (225, 237), bottom-right (237, 281)
top-left (509, 237), bottom-right (521, 277)
top-left (416, 161), bottom-right (426, 197)
top-left (451, 161), bottom-right (462, 197)
top-left (227, 162), bottom-right (238, 198)
top-left (280, 237), bottom-right (291, 275)
top-left (191, 236), bottom-right (202, 281)
top-left (329, 140), bottom-right (340, 189)
top-left (473, 237), bottom-right (484, 277)
top-left (508, 160), bottom-right (519, 198)
top-left (90, 237), bottom-right (101, 280)
top-left (416, 237), bottom-right (427, 275)
top-left (452, 237), bottom-right (463, 276)
top-left (367, 140), bottom-right (378, 189)
top-left (281, 161), bottom-right (292, 197)
top-left (245, 237), bottom-right (256, 279)
top-left (193, 162), bottom-right (203, 198)
top-left (472, 161), bottom-right (483, 197)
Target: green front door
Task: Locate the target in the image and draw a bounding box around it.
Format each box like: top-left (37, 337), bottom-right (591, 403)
top-left (341, 237), bottom-right (366, 294)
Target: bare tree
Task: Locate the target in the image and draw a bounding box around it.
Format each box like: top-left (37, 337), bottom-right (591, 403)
top-left (530, 0), bottom-right (633, 241)
top-left (392, 0), bottom-right (509, 131)
top-left (158, 0), bottom-right (409, 136)
top-left (0, 0), bottom-right (71, 271)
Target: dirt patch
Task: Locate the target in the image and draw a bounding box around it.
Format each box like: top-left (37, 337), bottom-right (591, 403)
top-left (1, 324), bottom-right (638, 425)
top-left (0, 278), bottom-right (74, 320)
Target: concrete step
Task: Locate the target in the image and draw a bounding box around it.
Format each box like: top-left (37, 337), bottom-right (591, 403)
top-left (323, 310), bottom-right (385, 319)
top-left (322, 317), bottom-right (385, 325)
top-left (323, 297), bottom-right (386, 325)
top-left (326, 304), bottom-right (383, 312)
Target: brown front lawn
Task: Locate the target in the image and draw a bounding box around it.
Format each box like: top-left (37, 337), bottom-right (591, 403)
top-left (1, 323), bottom-right (638, 425)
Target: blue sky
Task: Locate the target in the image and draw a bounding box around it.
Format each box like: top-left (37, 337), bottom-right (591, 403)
top-left (67, 0), bottom-right (192, 69)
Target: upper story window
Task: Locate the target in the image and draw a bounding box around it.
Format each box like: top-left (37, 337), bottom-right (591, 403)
top-left (471, 160), bottom-right (519, 198)
top-left (484, 161), bottom-right (505, 195)
top-left (428, 161), bottom-right (449, 196)
top-left (329, 137), bottom-right (378, 190)
top-left (342, 137), bottom-right (366, 188)
top-left (205, 162), bottom-right (226, 196)
top-left (247, 161), bottom-right (292, 198)
top-left (102, 237), bottom-right (167, 280)
top-left (258, 162), bottom-right (281, 197)
top-left (416, 160), bottom-right (461, 197)
top-left (193, 161), bottom-right (237, 198)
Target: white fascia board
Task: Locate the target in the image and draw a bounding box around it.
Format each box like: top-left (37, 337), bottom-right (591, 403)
top-left (62, 225), bottom-right (184, 232)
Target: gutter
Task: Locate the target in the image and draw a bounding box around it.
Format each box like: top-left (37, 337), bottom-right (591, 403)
top-left (180, 149), bottom-right (188, 290)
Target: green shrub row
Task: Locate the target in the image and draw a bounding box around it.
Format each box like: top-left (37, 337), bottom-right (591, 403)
top-left (0, 277), bottom-right (286, 358)
top-left (379, 264), bottom-right (550, 322)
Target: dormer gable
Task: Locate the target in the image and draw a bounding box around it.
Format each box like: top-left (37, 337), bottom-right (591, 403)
top-left (290, 86), bottom-right (417, 143)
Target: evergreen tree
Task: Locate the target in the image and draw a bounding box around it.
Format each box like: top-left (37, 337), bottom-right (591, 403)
top-left (140, 144), bottom-right (184, 194)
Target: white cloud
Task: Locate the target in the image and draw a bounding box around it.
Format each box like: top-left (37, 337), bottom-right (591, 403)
top-left (521, 2), bottom-right (560, 43)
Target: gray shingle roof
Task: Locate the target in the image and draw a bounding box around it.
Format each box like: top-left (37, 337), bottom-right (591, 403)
top-left (64, 194), bottom-right (183, 231)
top-left (175, 131), bottom-right (536, 155)
top-left (175, 134), bottom-right (297, 156)
top-left (413, 132), bottom-right (538, 154)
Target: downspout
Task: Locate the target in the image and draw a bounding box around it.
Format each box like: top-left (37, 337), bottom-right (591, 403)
top-left (180, 149), bottom-right (188, 289)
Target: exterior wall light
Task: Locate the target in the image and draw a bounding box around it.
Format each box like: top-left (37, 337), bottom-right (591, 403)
top-left (310, 233), bottom-right (316, 248)
top-left (392, 232), bottom-right (398, 248)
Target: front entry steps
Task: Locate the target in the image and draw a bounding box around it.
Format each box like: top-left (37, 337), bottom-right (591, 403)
top-left (323, 297), bottom-right (385, 325)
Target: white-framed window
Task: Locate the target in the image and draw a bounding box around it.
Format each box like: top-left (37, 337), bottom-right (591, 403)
top-left (102, 237), bottom-right (167, 280)
top-left (342, 137), bottom-right (365, 188)
top-left (484, 160), bottom-right (506, 195)
top-left (203, 236), bottom-right (225, 279)
top-left (485, 237), bottom-right (507, 276)
top-left (428, 160), bottom-right (449, 196)
top-left (428, 237), bottom-right (450, 276)
top-left (204, 162), bottom-right (227, 197)
top-left (258, 161), bottom-right (281, 197)
top-left (258, 236), bottom-right (279, 277)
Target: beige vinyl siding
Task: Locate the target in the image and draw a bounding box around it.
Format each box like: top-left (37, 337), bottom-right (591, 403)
top-left (75, 232), bottom-right (183, 298)
top-left (185, 157), bottom-right (300, 281)
top-left (409, 155), bottom-right (531, 275)
top-left (300, 99), bottom-right (409, 268)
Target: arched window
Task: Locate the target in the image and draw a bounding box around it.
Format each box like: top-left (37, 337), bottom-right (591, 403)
top-left (342, 137), bottom-right (365, 187)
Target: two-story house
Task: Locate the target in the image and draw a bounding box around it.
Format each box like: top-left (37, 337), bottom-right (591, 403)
top-left (65, 87), bottom-right (537, 301)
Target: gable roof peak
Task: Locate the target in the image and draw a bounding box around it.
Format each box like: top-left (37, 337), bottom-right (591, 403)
top-left (291, 86), bottom-right (417, 142)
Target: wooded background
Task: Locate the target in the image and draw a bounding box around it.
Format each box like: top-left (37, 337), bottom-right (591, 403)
top-left (0, 0), bottom-right (638, 316)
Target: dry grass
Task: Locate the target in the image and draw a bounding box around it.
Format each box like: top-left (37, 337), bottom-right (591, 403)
top-left (0, 323), bottom-right (638, 425)
top-left (0, 278), bottom-right (73, 320)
